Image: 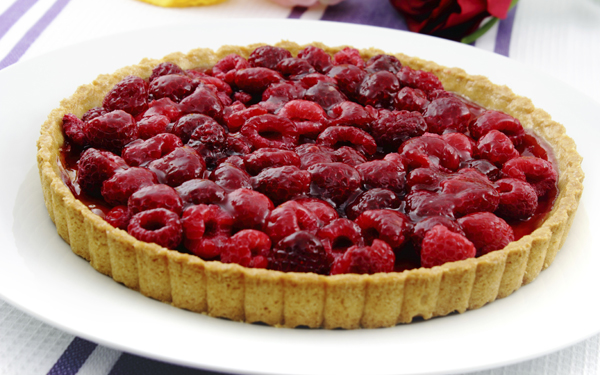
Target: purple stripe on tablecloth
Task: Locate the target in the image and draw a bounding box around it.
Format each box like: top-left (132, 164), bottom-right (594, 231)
top-left (0, 0), bottom-right (71, 70)
top-left (108, 353), bottom-right (213, 375)
top-left (46, 337), bottom-right (97, 375)
top-left (321, 0), bottom-right (407, 31)
top-left (0, 0), bottom-right (39, 40)
top-left (494, 3), bottom-right (518, 57)
top-left (288, 6), bottom-right (308, 19)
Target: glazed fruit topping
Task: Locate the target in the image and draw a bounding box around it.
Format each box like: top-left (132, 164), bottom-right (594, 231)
top-left (60, 45), bottom-right (559, 275)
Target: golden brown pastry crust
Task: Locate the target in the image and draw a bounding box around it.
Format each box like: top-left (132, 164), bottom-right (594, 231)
top-left (37, 41), bottom-right (584, 329)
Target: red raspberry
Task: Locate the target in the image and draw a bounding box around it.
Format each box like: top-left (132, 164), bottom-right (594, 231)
top-left (82, 107), bottom-right (108, 122)
top-left (101, 167), bottom-right (157, 206)
top-left (399, 133), bottom-right (460, 171)
top-left (103, 75), bottom-right (149, 117)
top-left (248, 45), bottom-right (292, 69)
top-left (186, 118), bottom-right (227, 161)
top-left (405, 190), bottom-right (456, 220)
top-left (469, 110), bottom-right (525, 143)
top-left (252, 165), bottom-right (311, 204)
top-left (149, 62), bottom-right (184, 82)
top-left (226, 132), bottom-right (252, 155)
top-left (355, 209), bottom-right (411, 251)
top-left (393, 87), bottom-right (430, 112)
top-left (494, 178), bottom-right (538, 220)
top-left (396, 66), bottom-right (443, 95)
top-left (268, 231), bottom-right (330, 275)
top-left (355, 160), bottom-right (406, 194)
top-left (62, 113), bottom-right (87, 147)
top-left (423, 97), bottom-right (471, 134)
top-left (104, 205), bottom-right (131, 230)
top-left (234, 67), bottom-right (283, 94)
top-left (297, 73), bottom-right (337, 89)
top-left (212, 54), bottom-right (250, 83)
top-left (333, 146), bottom-right (367, 167)
top-left (182, 204), bottom-right (233, 259)
top-left (420, 225), bottom-right (476, 268)
top-left (460, 159), bottom-right (501, 181)
top-left (122, 133), bottom-right (183, 167)
top-left (441, 169), bottom-right (500, 217)
top-left (476, 129), bottom-right (520, 166)
top-left (370, 109), bottom-right (427, 151)
top-left (127, 208), bottom-right (182, 249)
top-left (316, 126), bottom-right (377, 156)
top-left (149, 74), bottom-right (197, 102)
top-left (333, 47), bottom-right (364, 68)
top-left (264, 201), bottom-right (321, 244)
top-left (175, 179), bottom-right (226, 207)
top-left (411, 216), bottom-right (464, 249)
top-left (260, 81), bottom-right (306, 113)
top-left (303, 81), bottom-right (347, 110)
top-left (297, 46), bottom-right (333, 73)
top-left (318, 218), bottom-right (364, 259)
top-left (226, 188), bottom-right (274, 231)
top-left (275, 57), bottom-right (315, 77)
top-left (178, 83), bottom-right (224, 119)
top-left (345, 188), bottom-right (401, 221)
top-left (330, 240), bottom-right (395, 275)
top-left (77, 148), bottom-right (128, 197)
top-left (277, 100), bottom-right (329, 137)
top-left (171, 114), bottom-right (215, 144)
top-left (211, 162), bottom-right (252, 192)
top-left (293, 197), bottom-right (338, 226)
top-left (307, 162), bottom-right (361, 205)
top-left (365, 54), bottom-right (402, 74)
top-left (501, 156), bottom-right (557, 197)
top-left (143, 98), bottom-right (182, 122)
top-left (442, 132), bottom-right (475, 162)
top-left (223, 104), bottom-right (268, 132)
top-left (406, 166), bottom-right (450, 190)
top-left (136, 115), bottom-right (170, 140)
top-left (84, 110), bottom-right (138, 152)
top-left (295, 144), bottom-right (336, 169)
top-left (240, 114), bottom-right (299, 150)
top-left (148, 146), bottom-right (206, 187)
top-left (328, 101), bottom-right (373, 129)
top-left (195, 76), bottom-right (232, 97)
top-left (243, 148), bottom-right (300, 176)
top-left (327, 64), bottom-right (367, 99)
top-left (357, 71), bottom-right (400, 108)
top-left (458, 212), bottom-right (514, 255)
top-left (220, 230), bottom-right (271, 268)
top-left (128, 184), bottom-right (183, 216)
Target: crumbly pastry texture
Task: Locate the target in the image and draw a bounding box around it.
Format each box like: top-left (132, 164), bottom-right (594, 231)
top-left (37, 41), bottom-right (584, 329)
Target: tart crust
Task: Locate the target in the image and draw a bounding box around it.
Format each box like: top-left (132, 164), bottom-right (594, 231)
top-left (37, 41), bottom-right (584, 329)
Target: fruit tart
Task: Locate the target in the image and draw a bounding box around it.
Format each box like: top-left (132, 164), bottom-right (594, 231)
top-left (37, 41), bottom-right (584, 329)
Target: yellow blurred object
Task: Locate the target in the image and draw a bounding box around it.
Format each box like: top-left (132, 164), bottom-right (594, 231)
top-left (138, 0), bottom-right (228, 7)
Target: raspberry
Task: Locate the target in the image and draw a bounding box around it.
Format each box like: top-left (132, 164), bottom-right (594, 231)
top-left (182, 204), bottom-right (233, 259)
top-left (77, 148), bottom-right (128, 197)
top-left (328, 101), bottom-right (373, 129)
top-left (355, 160), bottom-right (406, 194)
top-left (264, 201), bottom-right (321, 244)
top-left (333, 146), bottom-right (367, 167)
top-left (406, 166), bottom-right (449, 190)
top-left (143, 98), bottom-right (181, 122)
top-left (175, 179), bottom-right (226, 207)
top-left (476, 129), bottom-right (520, 166)
top-left (423, 97), bottom-right (471, 134)
top-left (297, 46), bottom-right (333, 73)
top-left (226, 188), bottom-right (274, 231)
top-left (393, 87), bottom-right (430, 112)
top-left (405, 190), bottom-right (456, 220)
top-left (494, 178), bottom-right (538, 220)
top-left (396, 66), bottom-right (443, 95)
top-left (357, 71), bottom-right (400, 108)
top-left (303, 81), bottom-right (347, 110)
top-left (103, 75), bottom-right (149, 117)
top-left (457, 212), bottom-right (514, 255)
top-left (248, 46), bottom-right (292, 69)
top-left (128, 184), bottom-right (183, 216)
top-left (149, 62), bottom-right (184, 82)
top-left (268, 231), bottom-right (330, 275)
top-left (460, 159), bottom-right (500, 181)
top-left (211, 163), bottom-right (252, 192)
top-left (195, 76), bottom-right (232, 97)
top-left (240, 114), bottom-right (299, 150)
top-left (307, 162), bottom-right (361, 205)
top-left (277, 100), bottom-right (329, 137)
top-left (318, 218), bottom-right (364, 259)
top-left (62, 113), bottom-right (87, 147)
top-left (148, 146), bottom-right (206, 187)
top-left (441, 169), bottom-right (499, 217)
top-left (420, 225), bottom-right (476, 268)
top-left (137, 115), bottom-right (170, 140)
top-left (365, 54), bottom-right (402, 74)
top-left (469, 110), bottom-right (525, 143)
top-left (84, 110), bottom-right (138, 152)
top-left (234, 67), bottom-right (283, 94)
top-left (345, 188), bottom-right (401, 220)
top-left (355, 209), bottom-right (411, 251)
top-left (295, 144), bottom-right (336, 169)
top-left (226, 132), bottom-right (252, 155)
top-left (275, 57), bottom-right (315, 77)
top-left (104, 205), bottom-right (131, 230)
top-left (501, 156), bottom-right (557, 197)
top-left (127, 208), bottom-right (182, 249)
top-left (260, 81), bottom-right (306, 113)
top-left (220, 230), bottom-right (271, 268)
top-left (178, 83), bottom-right (224, 119)
top-left (243, 148), bottom-right (301, 176)
top-left (223, 104), bottom-right (268, 132)
top-left (399, 133), bottom-right (460, 171)
top-left (327, 64), bottom-right (367, 99)
top-left (442, 132), bottom-right (475, 162)
top-left (171, 114), bottom-right (216, 144)
top-left (330, 240), bottom-right (395, 275)
top-left (82, 107), bottom-right (108, 122)
top-left (297, 73), bottom-right (337, 89)
top-left (370, 109), bottom-right (427, 151)
top-left (101, 167), bottom-right (157, 206)
top-left (212, 54), bottom-right (250, 83)
top-left (411, 216), bottom-right (464, 249)
top-left (149, 74), bottom-right (197, 102)
top-left (186, 118), bottom-right (227, 161)
top-left (293, 197), bottom-right (338, 226)
top-left (122, 133), bottom-right (183, 167)
top-left (333, 47), bottom-right (364, 68)
top-left (316, 126), bottom-right (377, 156)
top-left (252, 165), bottom-right (311, 204)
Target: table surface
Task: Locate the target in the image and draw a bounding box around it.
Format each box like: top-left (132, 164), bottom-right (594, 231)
top-left (1, 0), bottom-right (599, 374)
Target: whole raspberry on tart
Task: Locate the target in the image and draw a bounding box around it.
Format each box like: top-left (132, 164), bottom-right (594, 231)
top-left (38, 42), bottom-right (583, 329)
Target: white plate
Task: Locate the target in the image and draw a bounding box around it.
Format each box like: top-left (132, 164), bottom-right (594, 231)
top-left (0, 20), bottom-right (598, 375)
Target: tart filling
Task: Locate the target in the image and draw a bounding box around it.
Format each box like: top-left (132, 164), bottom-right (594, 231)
top-left (37, 42), bottom-right (584, 328)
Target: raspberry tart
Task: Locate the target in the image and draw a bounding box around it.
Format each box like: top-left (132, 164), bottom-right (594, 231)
top-left (37, 42), bottom-right (584, 329)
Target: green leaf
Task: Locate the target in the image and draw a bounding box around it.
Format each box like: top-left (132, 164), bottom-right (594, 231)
top-left (460, 0), bottom-right (519, 44)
